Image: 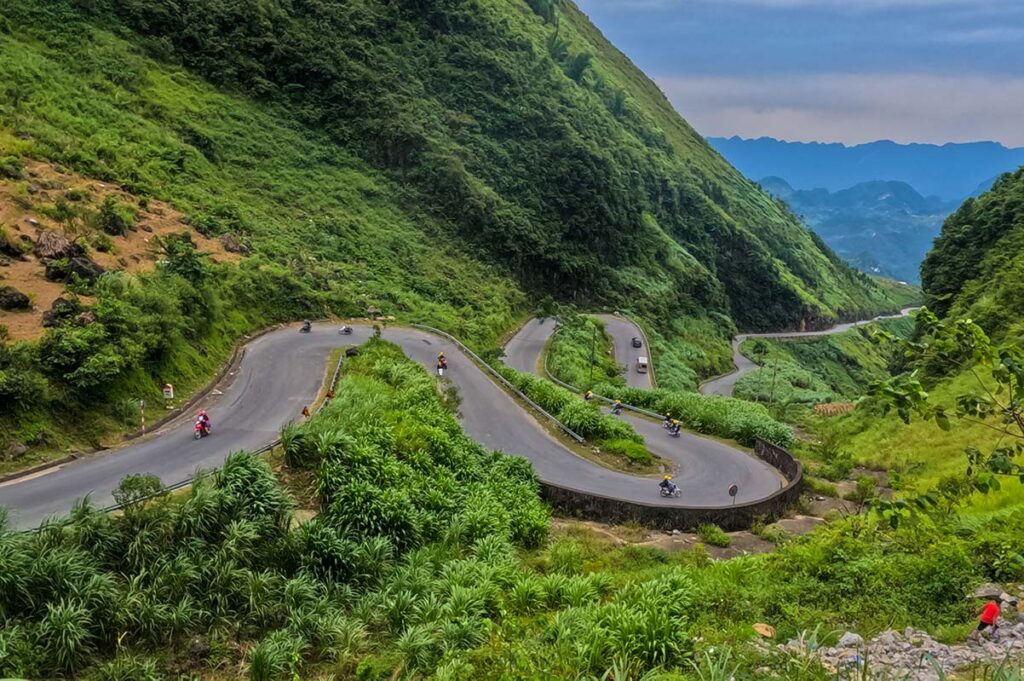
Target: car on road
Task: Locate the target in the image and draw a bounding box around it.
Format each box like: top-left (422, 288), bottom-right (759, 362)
top-left (636, 356), bottom-right (649, 373)
top-left (631, 337), bottom-right (642, 348)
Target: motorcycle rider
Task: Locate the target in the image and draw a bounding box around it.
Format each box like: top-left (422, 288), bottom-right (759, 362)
top-left (195, 409), bottom-right (211, 436)
top-left (669, 419), bottom-right (681, 436)
top-left (437, 352), bottom-right (448, 374)
top-left (584, 389), bottom-right (594, 401)
top-left (663, 412), bottom-right (673, 428)
top-left (612, 399), bottom-right (623, 415)
top-left (659, 474), bottom-right (678, 496)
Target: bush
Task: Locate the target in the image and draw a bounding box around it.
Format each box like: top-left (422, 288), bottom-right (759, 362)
top-left (600, 439), bottom-right (652, 465)
top-left (0, 156), bottom-right (23, 179)
top-left (595, 384), bottom-right (794, 448)
top-left (696, 524), bottom-right (731, 548)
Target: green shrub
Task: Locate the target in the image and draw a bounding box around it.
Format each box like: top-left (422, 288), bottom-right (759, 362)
top-left (696, 524), bottom-right (731, 548)
top-left (0, 155), bottom-right (23, 179)
top-left (600, 438), bottom-right (653, 465)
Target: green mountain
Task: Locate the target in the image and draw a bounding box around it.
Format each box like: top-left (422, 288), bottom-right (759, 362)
top-left (0, 0), bottom-right (906, 444)
top-left (3, 1), bottom-right (900, 327)
top-left (922, 167), bottom-right (1024, 336)
top-left (760, 176), bottom-right (956, 284)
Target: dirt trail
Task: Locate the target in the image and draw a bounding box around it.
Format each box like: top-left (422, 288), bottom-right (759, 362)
top-left (1, 158), bottom-right (238, 340)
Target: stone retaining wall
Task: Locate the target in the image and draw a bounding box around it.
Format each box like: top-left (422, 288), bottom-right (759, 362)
top-left (540, 438), bottom-right (803, 531)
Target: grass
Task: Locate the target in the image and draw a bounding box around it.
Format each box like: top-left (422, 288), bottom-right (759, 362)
top-left (4, 337), bottom-right (1024, 679)
top-left (546, 314), bottom-right (623, 389)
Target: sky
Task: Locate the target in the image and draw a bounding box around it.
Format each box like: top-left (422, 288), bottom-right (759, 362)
top-left (574, 0), bottom-right (1024, 146)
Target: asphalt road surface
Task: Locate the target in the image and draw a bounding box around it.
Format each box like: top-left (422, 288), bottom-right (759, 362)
top-left (503, 316), bottom-right (783, 503)
top-left (593, 314), bottom-right (653, 389)
top-left (0, 322), bottom-right (782, 529)
top-left (699, 307), bottom-right (919, 397)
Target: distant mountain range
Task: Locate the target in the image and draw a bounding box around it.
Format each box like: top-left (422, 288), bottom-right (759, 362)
top-left (759, 177), bottom-right (955, 284)
top-left (709, 137), bottom-right (1024, 283)
top-left (709, 137), bottom-right (1024, 201)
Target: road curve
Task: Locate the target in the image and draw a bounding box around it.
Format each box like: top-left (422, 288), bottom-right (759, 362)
top-left (699, 307), bottom-right (919, 397)
top-left (1, 323), bottom-right (779, 529)
top-left (503, 317), bottom-right (784, 502)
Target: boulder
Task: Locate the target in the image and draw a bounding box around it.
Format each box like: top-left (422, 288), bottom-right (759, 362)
top-left (837, 632), bottom-right (864, 648)
top-left (41, 297), bottom-right (82, 327)
top-left (34, 230), bottom-right (79, 260)
top-left (44, 255), bottom-right (105, 283)
top-left (0, 285), bottom-right (30, 310)
top-left (75, 311), bottom-right (97, 326)
top-left (220, 233), bottom-right (250, 254)
top-left (973, 583), bottom-right (1004, 600)
top-left (5, 442), bottom-right (28, 461)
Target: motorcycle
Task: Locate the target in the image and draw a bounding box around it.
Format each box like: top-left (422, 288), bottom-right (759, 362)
top-left (194, 420), bottom-right (211, 440)
top-left (437, 358), bottom-right (448, 377)
top-left (300, 320), bottom-right (312, 333)
top-left (612, 403), bottom-right (623, 415)
top-left (339, 325), bottom-right (353, 335)
top-left (660, 485), bottom-right (681, 498)
top-left (668, 427), bottom-right (681, 438)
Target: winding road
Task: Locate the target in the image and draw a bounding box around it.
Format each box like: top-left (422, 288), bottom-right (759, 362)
top-left (0, 319), bottom-right (783, 529)
top-left (699, 307), bottom-right (919, 397)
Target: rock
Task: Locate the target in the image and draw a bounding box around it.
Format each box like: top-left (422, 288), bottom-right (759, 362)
top-left (753, 623), bottom-right (776, 638)
top-left (188, 635), bottom-right (211, 660)
top-left (0, 286), bottom-right (30, 311)
top-left (140, 223), bottom-right (153, 233)
top-left (41, 297), bottom-right (82, 327)
top-left (5, 442), bottom-right (28, 461)
top-left (974, 583), bottom-right (1004, 600)
top-left (25, 217), bottom-right (39, 228)
top-left (44, 255), bottom-right (105, 283)
top-left (26, 183), bottom-right (40, 194)
top-left (33, 432), bottom-right (48, 446)
top-left (16, 132), bottom-right (32, 141)
top-left (1000, 592), bottom-right (1018, 605)
top-left (75, 311), bottom-right (97, 326)
top-left (220, 233), bottom-right (250, 254)
top-left (837, 632), bottom-right (864, 648)
top-left (34, 230), bottom-right (79, 260)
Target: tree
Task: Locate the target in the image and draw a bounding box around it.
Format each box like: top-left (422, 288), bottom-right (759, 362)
top-left (869, 308), bottom-right (1024, 522)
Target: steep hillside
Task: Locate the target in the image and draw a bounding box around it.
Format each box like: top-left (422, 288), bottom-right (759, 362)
top-left (761, 176), bottom-right (954, 283)
top-left (0, 0), bottom-right (904, 450)
top-left (922, 167), bottom-right (1024, 336)
top-left (4, 0), bottom-right (899, 330)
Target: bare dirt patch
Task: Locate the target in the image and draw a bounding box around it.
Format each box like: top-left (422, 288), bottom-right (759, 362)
top-left (0, 158), bottom-right (240, 340)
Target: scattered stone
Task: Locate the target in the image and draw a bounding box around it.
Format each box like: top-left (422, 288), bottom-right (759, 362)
top-left (25, 217), bottom-right (39, 228)
top-left (5, 442), bottom-right (28, 461)
top-left (34, 230), bottom-right (79, 260)
top-left (753, 623), bottom-right (776, 638)
top-left (15, 132), bottom-right (32, 141)
top-left (140, 223), bottom-right (153, 233)
top-left (782, 619), bottom-right (1024, 681)
top-left (188, 635), bottom-right (211, 660)
top-left (26, 183), bottom-right (40, 194)
top-left (220, 233), bottom-right (250, 254)
top-left (0, 286), bottom-right (31, 311)
top-left (837, 632), bottom-right (864, 648)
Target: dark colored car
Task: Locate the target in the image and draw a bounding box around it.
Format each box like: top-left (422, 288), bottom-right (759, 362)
top-left (631, 337), bottom-right (642, 348)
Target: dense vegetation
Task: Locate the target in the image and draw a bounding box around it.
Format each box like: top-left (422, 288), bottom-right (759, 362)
top-left (4, 0), bottom-right (903, 330)
top-left (545, 314), bottom-right (624, 390)
top-left (734, 315), bottom-right (914, 404)
top-left (3, 338), bottom-right (1024, 679)
top-left (922, 167), bottom-right (1024, 337)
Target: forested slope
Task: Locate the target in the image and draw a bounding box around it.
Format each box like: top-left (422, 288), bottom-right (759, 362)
top-left (4, 0), bottom-right (898, 330)
top-left (922, 167), bottom-right (1024, 337)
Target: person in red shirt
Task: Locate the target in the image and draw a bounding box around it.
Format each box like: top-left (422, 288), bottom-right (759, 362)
top-left (978, 600), bottom-right (1000, 636)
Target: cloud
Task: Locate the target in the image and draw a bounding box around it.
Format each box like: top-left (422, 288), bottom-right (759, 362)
top-left (655, 73), bottom-right (1024, 146)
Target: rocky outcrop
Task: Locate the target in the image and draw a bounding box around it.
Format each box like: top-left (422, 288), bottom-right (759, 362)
top-left (41, 297), bottom-right (82, 327)
top-left (220, 233), bottom-right (250, 254)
